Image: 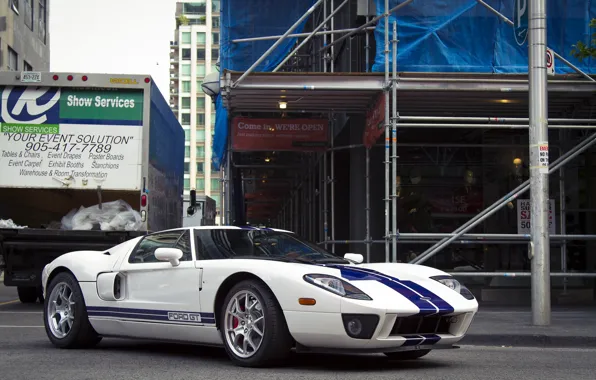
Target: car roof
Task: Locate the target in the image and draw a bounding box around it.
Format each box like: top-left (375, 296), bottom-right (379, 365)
top-left (154, 226), bottom-right (294, 234)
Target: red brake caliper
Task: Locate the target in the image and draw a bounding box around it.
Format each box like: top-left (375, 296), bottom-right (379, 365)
top-left (232, 301), bottom-right (246, 329)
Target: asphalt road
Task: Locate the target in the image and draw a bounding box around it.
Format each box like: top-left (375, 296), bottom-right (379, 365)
top-left (1, 284), bottom-right (595, 379)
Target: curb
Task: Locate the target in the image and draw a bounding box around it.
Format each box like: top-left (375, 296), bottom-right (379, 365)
top-left (460, 334), bottom-right (596, 348)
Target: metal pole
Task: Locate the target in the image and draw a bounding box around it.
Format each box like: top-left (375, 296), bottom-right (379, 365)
top-left (365, 15), bottom-right (370, 72)
top-left (384, 0), bottom-right (390, 262)
top-left (391, 21), bottom-right (398, 263)
top-left (330, 114), bottom-right (336, 253)
top-left (560, 147), bottom-right (568, 294)
top-left (321, 233), bottom-right (596, 243)
top-left (410, 131), bottom-right (596, 264)
top-left (475, 0), bottom-right (595, 83)
top-left (449, 272), bottom-right (596, 277)
top-left (366, 147), bottom-right (371, 263)
top-left (320, 0), bottom-right (414, 53)
top-left (274, 0), bottom-right (349, 72)
top-left (324, 131), bottom-right (329, 250)
top-left (323, 0), bottom-right (327, 73)
top-left (396, 116), bottom-right (596, 124)
top-left (330, 0), bottom-right (335, 73)
top-left (232, 0), bottom-right (324, 87)
top-left (372, 123), bottom-right (596, 129)
top-left (231, 27), bottom-right (376, 43)
top-left (220, 170), bottom-right (224, 225)
top-left (528, 0), bottom-right (551, 326)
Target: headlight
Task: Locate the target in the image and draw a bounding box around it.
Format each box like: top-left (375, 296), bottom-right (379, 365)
top-left (431, 275), bottom-right (475, 300)
top-left (303, 274), bottom-right (372, 300)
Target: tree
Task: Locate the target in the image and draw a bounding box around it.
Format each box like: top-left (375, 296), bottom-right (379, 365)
top-left (571, 18), bottom-right (596, 62)
top-left (177, 15), bottom-right (189, 28)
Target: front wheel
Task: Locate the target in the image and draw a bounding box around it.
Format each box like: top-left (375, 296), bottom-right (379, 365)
top-left (384, 349), bottom-right (431, 360)
top-left (43, 272), bottom-right (102, 349)
top-left (219, 279), bottom-right (293, 367)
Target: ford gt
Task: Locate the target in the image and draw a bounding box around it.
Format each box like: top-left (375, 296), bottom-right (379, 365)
top-left (41, 226), bottom-right (478, 367)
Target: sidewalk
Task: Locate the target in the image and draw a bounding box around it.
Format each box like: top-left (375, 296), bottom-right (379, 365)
top-left (461, 306), bottom-right (596, 348)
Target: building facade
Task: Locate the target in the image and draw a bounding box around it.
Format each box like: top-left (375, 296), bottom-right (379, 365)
top-left (0, 0), bottom-right (49, 71)
top-left (170, 0), bottom-right (221, 224)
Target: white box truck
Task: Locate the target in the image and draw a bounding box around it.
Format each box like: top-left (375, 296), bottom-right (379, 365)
top-left (0, 71), bottom-right (186, 303)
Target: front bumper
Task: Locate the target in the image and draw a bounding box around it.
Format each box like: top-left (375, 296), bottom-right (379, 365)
top-left (284, 308), bottom-right (476, 352)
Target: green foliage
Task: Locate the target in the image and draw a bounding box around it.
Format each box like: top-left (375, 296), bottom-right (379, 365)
top-left (176, 15), bottom-right (189, 28)
top-left (571, 18), bottom-right (596, 62)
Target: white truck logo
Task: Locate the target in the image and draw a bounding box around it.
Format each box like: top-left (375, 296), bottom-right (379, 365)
top-left (1, 86), bottom-right (60, 124)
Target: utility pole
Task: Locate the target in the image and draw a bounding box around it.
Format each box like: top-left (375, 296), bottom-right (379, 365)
top-left (528, 0), bottom-right (551, 325)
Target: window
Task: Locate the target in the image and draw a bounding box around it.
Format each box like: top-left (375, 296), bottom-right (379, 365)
top-left (211, 48), bottom-right (219, 61)
top-left (211, 194), bottom-right (220, 206)
top-left (184, 178), bottom-right (190, 189)
top-left (197, 49), bottom-right (205, 60)
top-left (211, 112), bottom-right (216, 126)
top-left (38, 0), bottom-right (47, 44)
top-left (212, 32), bottom-right (219, 45)
top-left (185, 146), bottom-right (190, 157)
top-left (197, 162), bottom-right (204, 173)
top-left (182, 113), bottom-right (191, 125)
top-left (212, 0), bottom-right (221, 13)
top-left (184, 162), bottom-right (190, 173)
top-left (181, 64), bottom-right (191, 76)
top-left (197, 32), bottom-right (206, 44)
top-left (197, 81), bottom-right (204, 93)
top-left (196, 97), bottom-right (205, 109)
top-left (183, 2), bottom-right (206, 14)
top-left (8, 47), bottom-right (18, 71)
top-left (188, 17), bottom-right (206, 26)
top-left (181, 97), bottom-right (191, 109)
top-left (212, 16), bottom-right (220, 28)
top-left (128, 230), bottom-right (192, 263)
top-left (196, 145), bottom-right (205, 158)
top-left (196, 129), bottom-right (205, 142)
top-left (24, 0), bottom-right (33, 30)
top-left (196, 64), bottom-right (206, 77)
top-left (184, 128), bottom-right (191, 141)
top-left (182, 48), bottom-right (191, 60)
top-left (181, 32), bottom-right (191, 44)
top-left (211, 179), bottom-right (220, 191)
top-left (182, 81), bottom-right (191, 92)
top-left (24, 61), bottom-right (33, 71)
top-left (197, 113), bottom-right (205, 125)
top-left (196, 178), bottom-right (205, 191)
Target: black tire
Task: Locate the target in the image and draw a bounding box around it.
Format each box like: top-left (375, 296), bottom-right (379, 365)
top-left (384, 349), bottom-right (431, 360)
top-left (43, 272), bottom-right (102, 349)
top-left (17, 286), bottom-right (38, 303)
top-left (219, 279), bottom-right (293, 367)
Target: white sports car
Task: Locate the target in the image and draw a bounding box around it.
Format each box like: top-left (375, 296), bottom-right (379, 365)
top-left (41, 226), bottom-right (478, 367)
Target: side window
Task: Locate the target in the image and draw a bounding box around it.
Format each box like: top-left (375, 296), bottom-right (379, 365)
top-left (128, 230), bottom-right (191, 263)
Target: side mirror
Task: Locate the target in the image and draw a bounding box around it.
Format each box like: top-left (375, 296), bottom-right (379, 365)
top-left (344, 253), bottom-right (364, 264)
top-left (155, 247), bottom-right (183, 267)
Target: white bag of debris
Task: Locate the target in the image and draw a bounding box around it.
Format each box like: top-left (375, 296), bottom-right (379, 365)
top-left (61, 200), bottom-right (143, 231)
top-left (0, 219), bottom-right (27, 229)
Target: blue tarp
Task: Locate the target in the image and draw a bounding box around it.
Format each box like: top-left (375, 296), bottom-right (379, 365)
top-left (212, 0), bottom-right (317, 171)
top-left (372, 0), bottom-right (596, 73)
top-left (214, 0), bottom-right (596, 170)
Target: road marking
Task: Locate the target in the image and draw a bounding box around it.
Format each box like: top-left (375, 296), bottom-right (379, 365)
top-left (0, 311), bottom-right (42, 314)
top-left (0, 300), bottom-right (19, 306)
top-left (0, 325), bottom-right (44, 328)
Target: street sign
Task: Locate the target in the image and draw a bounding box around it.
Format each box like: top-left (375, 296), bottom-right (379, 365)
top-left (546, 47), bottom-right (555, 76)
top-left (513, 0), bottom-right (528, 46)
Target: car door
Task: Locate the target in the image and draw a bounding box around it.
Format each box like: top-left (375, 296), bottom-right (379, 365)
top-left (108, 229), bottom-right (204, 339)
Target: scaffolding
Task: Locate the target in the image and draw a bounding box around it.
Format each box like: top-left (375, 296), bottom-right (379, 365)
top-left (216, 0), bottom-right (596, 322)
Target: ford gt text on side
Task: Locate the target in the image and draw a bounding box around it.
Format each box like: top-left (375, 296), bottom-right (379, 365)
top-left (41, 226), bottom-right (478, 367)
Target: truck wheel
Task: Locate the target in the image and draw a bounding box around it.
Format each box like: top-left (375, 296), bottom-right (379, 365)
top-left (220, 279), bottom-right (293, 367)
top-left (17, 286), bottom-right (38, 303)
top-left (43, 272), bottom-right (102, 349)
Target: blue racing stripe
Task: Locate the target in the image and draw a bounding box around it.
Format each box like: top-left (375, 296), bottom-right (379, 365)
top-left (325, 265), bottom-right (453, 316)
top-left (86, 306), bottom-right (215, 325)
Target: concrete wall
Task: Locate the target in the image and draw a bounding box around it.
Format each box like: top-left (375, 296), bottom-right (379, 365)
top-left (0, 0), bottom-right (50, 71)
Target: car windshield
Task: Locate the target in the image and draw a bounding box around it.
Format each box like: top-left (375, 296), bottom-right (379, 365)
top-left (194, 229), bottom-right (349, 264)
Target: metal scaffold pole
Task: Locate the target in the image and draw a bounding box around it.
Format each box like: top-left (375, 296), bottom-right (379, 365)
top-left (383, 0), bottom-right (390, 262)
top-left (330, 113), bottom-right (336, 253)
top-left (528, 0), bottom-right (551, 326)
top-left (391, 21), bottom-right (398, 263)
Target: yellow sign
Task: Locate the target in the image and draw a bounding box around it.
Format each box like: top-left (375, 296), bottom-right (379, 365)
top-left (110, 78), bottom-right (139, 85)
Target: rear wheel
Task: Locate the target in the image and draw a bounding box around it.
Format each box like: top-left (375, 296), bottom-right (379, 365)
top-left (219, 279), bottom-right (293, 367)
top-left (43, 272), bottom-right (102, 349)
top-left (17, 286), bottom-right (38, 303)
top-left (384, 349), bottom-right (431, 360)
